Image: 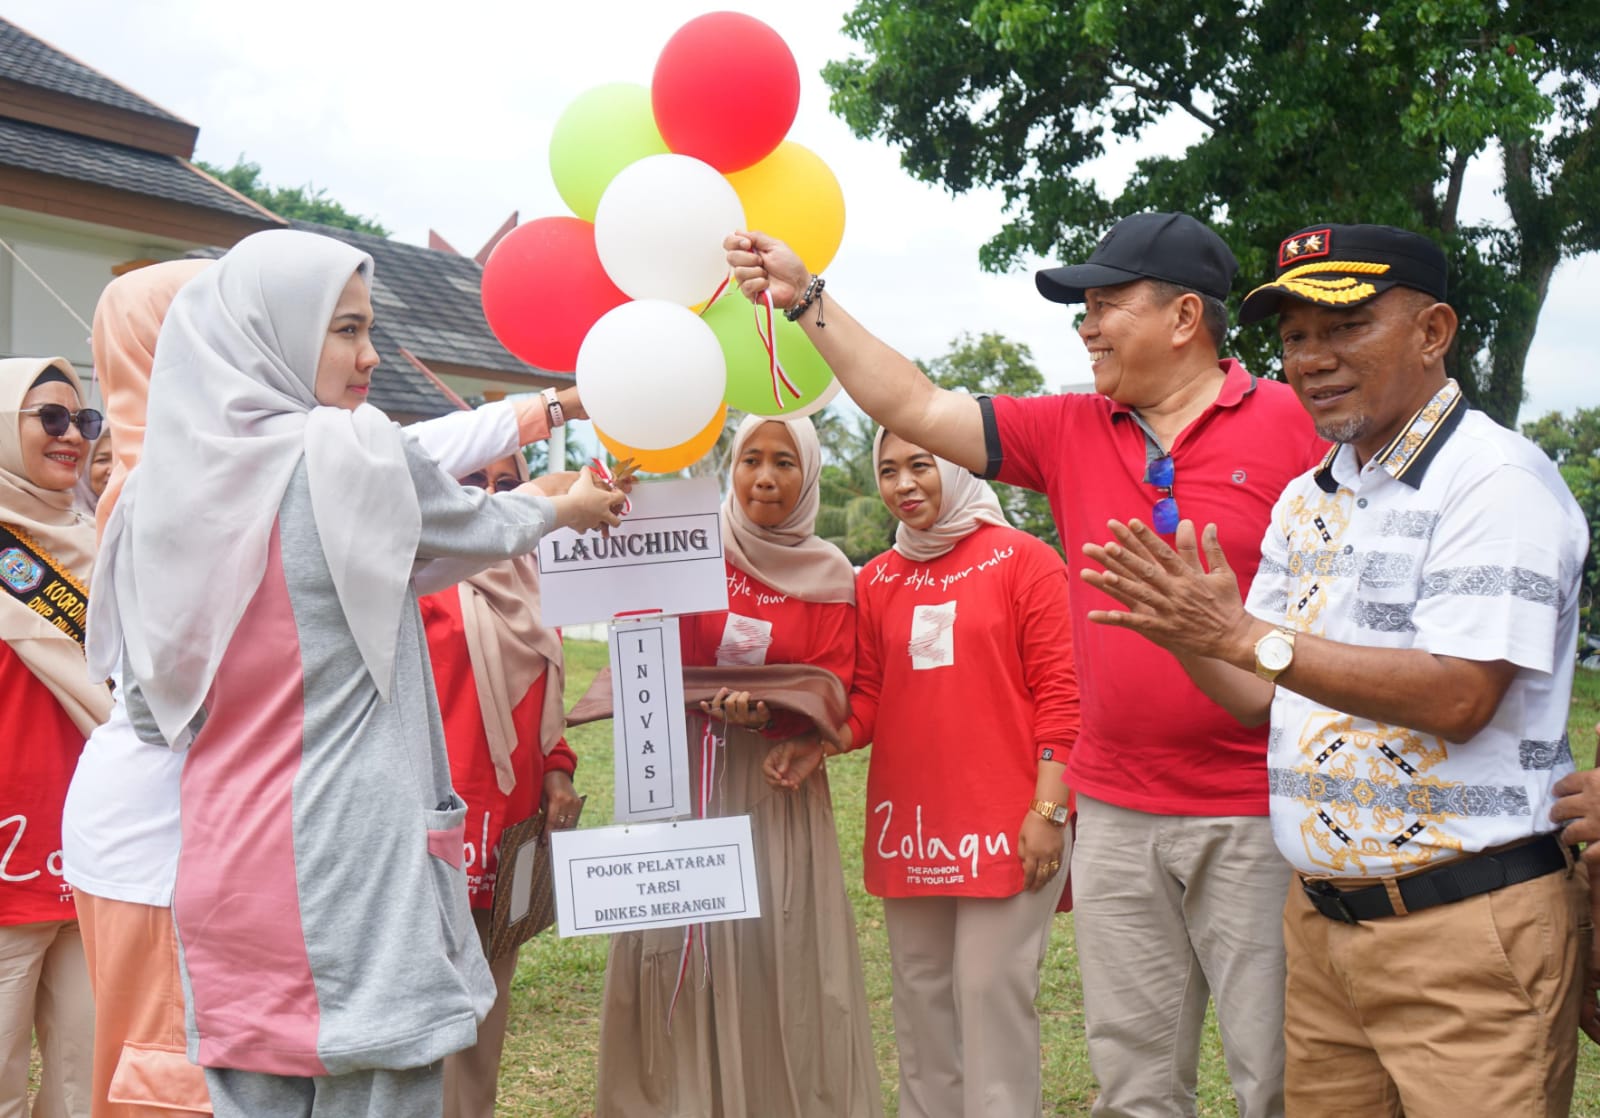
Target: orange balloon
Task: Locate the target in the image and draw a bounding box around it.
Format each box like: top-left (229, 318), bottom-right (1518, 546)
top-left (596, 404), bottom-right (727, 474)
top-left (725, 141), bottom-right (845, 273)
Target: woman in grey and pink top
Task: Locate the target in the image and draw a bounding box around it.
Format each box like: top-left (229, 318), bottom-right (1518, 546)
top-left (86, 228), bottom-right (624, 1118)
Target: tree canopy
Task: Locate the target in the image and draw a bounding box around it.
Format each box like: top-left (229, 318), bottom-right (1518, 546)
top-left (1524, 405), bottom-right (1600, 629)
top-left (197, 156), bottom-right (390, 237)
top-left (825, 0), bottom-right (1600, 425)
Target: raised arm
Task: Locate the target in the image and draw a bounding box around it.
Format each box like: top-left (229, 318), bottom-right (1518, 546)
top-left (726, 232), bottom-right (987, 474)
top-left (405, 388), bottom-right (584, 479)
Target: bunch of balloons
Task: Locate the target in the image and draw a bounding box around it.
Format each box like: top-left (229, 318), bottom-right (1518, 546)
top-left (480, 12), bottom-right (846, 472)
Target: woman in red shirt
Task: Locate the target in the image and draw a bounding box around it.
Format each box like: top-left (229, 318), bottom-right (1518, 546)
top-left (775, 429), bottom-right (1079, 1118)
top-left (0, 357), bottom-right (113, 1116)
top-left (596, 415), bottom-right (881, 1118)
top-left (420, 451), bottom-right (581, 1118)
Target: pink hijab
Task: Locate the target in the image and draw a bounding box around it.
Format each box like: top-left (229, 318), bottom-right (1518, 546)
top-left (89, 259), bottom-right (211, 540)
top-left (721, 414), bottom-right (855, 605)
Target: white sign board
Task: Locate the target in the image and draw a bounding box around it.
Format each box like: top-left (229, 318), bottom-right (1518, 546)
top-left (536, 477), bottom-right (728, 627)
top-left (609, 618), bottom-right (691, 822)
top-left (550, 816), bottom-right (761, 937)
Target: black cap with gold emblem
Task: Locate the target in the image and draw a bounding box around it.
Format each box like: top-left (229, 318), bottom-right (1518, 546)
top-left (1237, 224), bottom-right (1448, 326)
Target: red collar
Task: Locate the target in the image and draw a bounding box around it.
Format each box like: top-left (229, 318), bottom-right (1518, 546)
top-left (1107, 359), bottom-right (1255, 418)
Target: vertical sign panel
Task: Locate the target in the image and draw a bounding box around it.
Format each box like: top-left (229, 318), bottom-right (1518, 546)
top-left (609, 617), bottom-right (691, 822)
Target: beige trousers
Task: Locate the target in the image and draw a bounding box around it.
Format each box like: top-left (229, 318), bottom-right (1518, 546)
top-left (0, 920), bottom-right (93, 1118)
top-left (1283, 861), bottom-right (1587, 1117)
top-left (882, 867), bottom-right (1068, 1117)
top-left (441, 908), bottom-right (518, 1118)
top-left (74, 892), bottom-right (211, 1116)
top-left (1070, 795), bottom-right (1288, 1118)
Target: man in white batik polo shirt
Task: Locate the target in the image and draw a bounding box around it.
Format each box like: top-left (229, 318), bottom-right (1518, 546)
top-left (1078, 223), bottom-right (1591, 1118)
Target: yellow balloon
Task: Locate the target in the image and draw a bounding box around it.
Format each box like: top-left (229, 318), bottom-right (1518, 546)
top-left (596, 405), bottom-right (727, 474)
top-left (725, 142), bottom-right (845, 274)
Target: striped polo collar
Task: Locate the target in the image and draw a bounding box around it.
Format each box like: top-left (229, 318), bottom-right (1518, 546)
top-left (1314, 379), bottom-right (1466, 493)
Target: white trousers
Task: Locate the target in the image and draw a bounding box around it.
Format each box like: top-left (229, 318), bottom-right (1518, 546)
top-left (0, 920), bottom-right (94, 1118)
top-left (882, 866), bottom-right (1067, 1117)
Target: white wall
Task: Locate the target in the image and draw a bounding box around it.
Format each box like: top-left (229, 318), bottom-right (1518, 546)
top-left (0, 207), bottom-right (198, 405)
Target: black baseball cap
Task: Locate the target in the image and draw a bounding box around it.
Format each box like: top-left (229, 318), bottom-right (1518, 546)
top-left (1238, 223), bottom-right (1448, 325)
top-left (1034, 212), bottom-right (1237, 305)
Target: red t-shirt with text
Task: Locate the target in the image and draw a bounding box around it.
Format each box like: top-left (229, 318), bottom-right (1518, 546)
top-left (0, 643), bottom-right (84, 924)
top-left (679, 561), bottom-right (855, 732)
top-left (849, 524), bottom-right (1078, 898)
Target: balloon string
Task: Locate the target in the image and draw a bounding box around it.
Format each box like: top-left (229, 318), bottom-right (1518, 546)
top-left (756, 291), bottom-right (803, 409)
top-left (703, 275), bottom-right (730, 311)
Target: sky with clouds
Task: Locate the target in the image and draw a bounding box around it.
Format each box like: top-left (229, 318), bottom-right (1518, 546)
top-left (14, 0), bottom-right (1596, 422)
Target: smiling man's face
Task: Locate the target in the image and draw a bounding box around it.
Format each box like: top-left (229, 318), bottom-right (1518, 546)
top-left (1277, 288), bottom-right (1449, 464)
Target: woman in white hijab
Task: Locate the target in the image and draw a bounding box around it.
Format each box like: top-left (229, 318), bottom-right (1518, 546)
top-left (88, 228), bottom-right (623, 1118)
top-left (771, 429), bottom-right (1080, 1118)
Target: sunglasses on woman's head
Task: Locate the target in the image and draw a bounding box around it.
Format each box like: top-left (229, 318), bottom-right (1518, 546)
top-left (1144, 454), bottom-right (1180, 535)
top-left (20, 404), bottom-right (103, 441)
top-left (459, 471), bottom-right (521, 494)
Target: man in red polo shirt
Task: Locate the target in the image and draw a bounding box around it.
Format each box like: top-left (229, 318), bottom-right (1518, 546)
top-left (727, 213), bottom-right (1324, 1117)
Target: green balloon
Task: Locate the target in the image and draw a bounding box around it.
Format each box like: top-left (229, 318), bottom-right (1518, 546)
top-left (702, 294), bottom-right (836, 416)
top-left (549, 84), bottom-right (669, 222)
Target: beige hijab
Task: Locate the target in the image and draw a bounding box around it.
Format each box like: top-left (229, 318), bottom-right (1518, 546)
top-left (721, 414), bottom-right (855, 605)
top-left (0, 357), bottom-right (112, 735)
top-left (873, 428), bottom-right (1010, 562)
top-left (90, 259), bottom-right (210, 540)
top-left (456, 454), bottom-right (564, 793)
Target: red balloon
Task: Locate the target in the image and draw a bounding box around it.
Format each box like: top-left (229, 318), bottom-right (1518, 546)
top-left (652, 13), bottom-right (800, 174)
top-left (480, 217), bottom-right (628, 373)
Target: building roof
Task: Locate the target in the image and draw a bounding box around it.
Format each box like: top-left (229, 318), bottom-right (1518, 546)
top-left (185, 236), bottom-right (456, 420)
top-left (294, 221), bottom-right (569, 383)
top-left (0, 18), bottom-right (186, 125)
top-left (0, 116), bottom-right (269, 222)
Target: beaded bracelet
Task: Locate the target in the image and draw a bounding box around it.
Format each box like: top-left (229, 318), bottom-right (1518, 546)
top-left (783, 274), bottom-right (826, 325)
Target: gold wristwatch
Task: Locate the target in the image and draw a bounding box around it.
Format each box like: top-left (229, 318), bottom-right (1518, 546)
top-left (1029, 798), bottom-right (1070, 826)
top-left (1253, 626), bottom-right (1297, 683)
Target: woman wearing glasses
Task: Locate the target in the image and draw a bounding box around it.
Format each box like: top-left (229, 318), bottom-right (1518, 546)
top-left (0, 357), bottom-right (112, 1118)
top-left (768, 430), bottom-right (1079, 1118)
top-left (421, 451), bottom-right (581, 1118)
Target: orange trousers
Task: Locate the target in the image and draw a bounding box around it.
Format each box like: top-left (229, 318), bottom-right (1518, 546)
top-left (74, 893), bottom-right (211, 1116)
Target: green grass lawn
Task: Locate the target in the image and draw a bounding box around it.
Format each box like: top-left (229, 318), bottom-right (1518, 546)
top-left (491, 646), bottom-right (1600, 1116)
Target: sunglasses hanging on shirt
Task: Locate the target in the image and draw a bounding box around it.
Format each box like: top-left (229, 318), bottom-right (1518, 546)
top-left (1144, 454), bottom-right (1181, 535)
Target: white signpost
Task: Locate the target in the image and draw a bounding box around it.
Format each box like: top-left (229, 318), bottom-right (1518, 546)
top-left (536, 477), bottom-right (727, 628)
top-left (550, 816), bottom-right (760, 938)
top-left (608, 617), bottom-right (691, 822)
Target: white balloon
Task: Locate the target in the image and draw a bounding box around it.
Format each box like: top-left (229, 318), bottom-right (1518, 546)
top-left (782, 376), bottom-right (843, 420)
top-left (577, 300), bottom-right (727, 449)
top-left (594, 154), bottom-right (746, 305)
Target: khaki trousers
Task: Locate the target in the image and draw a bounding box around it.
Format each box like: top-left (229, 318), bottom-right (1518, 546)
top-left (0, 920), bottom-right (93, 1118)
top-left (1071, 796), bottom-right (1288, 1118)
top-left (441, 908), bottom-right (517, 1118)
top-left (73, 892), bottom-right (211, 1116)
top-left (1283, 861), bottom-right (1588, 1118)
top-left (882, 862), bottom-right (1068, 1117)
